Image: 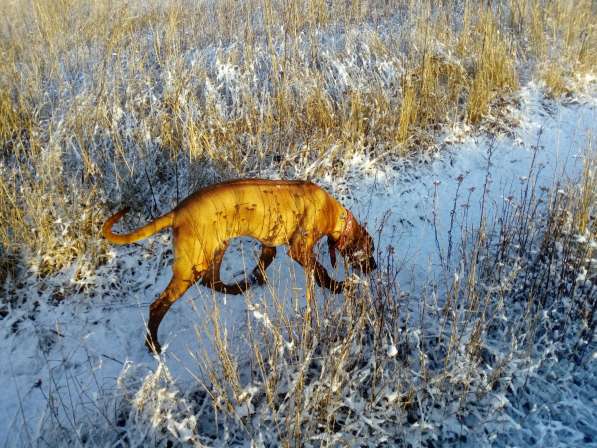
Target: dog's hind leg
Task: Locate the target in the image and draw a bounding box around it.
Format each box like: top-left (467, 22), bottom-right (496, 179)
top-left (146, 270), bottom-right (195, 354)
top-left (250, 245), bottom-right (277, 286)
top-left (201, 243), bottom-right (250, 295)
top-left (201, 244), bottom-right (229, 292)
top-left (202, 243), bottom-right (277, 294)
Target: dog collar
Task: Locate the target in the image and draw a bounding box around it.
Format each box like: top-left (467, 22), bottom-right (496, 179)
top-left (336, 211), bottom-right (355, 251)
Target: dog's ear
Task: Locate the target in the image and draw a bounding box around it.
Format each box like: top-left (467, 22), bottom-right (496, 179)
top-left (327, 236), bottom-right (337, 268)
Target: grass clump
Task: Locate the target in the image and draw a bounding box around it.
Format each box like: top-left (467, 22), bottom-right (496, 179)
top-left (464, 10), bottom-right (518, 123)
top-left (0, 0), bottom-right (595, 279)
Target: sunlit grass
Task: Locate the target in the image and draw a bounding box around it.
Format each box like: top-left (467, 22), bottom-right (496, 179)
top-left (0, 0), bottom-right (594, 276)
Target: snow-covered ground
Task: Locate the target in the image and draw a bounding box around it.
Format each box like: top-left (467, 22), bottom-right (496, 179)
top-left (1, 83), bottom-right (595, 446)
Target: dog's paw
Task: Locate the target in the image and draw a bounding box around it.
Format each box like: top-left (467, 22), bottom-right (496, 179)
top-left (145, 336), bottom-right (162, 354)
top-left (250, 271), bottom-right (268, 286)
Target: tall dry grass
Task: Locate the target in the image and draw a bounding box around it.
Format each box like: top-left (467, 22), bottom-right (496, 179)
top-left (32, 146), bottom-right (593, 446)
top-left (0, 0), bottom-right (595, 280)
top-left (185, 147), bottom-right (596, 446)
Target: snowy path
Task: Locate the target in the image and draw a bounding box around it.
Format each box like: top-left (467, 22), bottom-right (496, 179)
top-left (1, 85), bottom-right (595, 445)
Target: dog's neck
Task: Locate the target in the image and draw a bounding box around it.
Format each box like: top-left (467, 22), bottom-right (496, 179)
top-left (336, 210), bottom-right (355, 251)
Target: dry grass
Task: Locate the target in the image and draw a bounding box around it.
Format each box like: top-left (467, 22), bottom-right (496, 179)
top-left (0, 0), bottom-right (595, 279)
top-left (515, 0), bottom-right (597, 97)
top-left (3, 2), bottom-right (593, 443)
top-left (29, 147), bottom-right (597, 445)
top-left (185, 148), bottom-right (596, 445)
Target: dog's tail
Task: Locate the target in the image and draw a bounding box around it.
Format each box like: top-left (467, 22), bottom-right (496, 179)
top-left (102, 207), bottom-right (174, 244)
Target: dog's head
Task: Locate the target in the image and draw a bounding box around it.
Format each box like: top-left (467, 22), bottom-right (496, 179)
top-left (330, 211), bottom-right (377, 273)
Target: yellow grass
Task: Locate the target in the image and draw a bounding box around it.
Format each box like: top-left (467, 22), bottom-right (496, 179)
top-left (0, 0), bottom-right (594, 277)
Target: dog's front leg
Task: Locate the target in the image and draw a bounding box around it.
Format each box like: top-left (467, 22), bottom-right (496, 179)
top-left (288, 237), bottom-right (320, 330)
top-left (313, 261), bottom-right (343, 293)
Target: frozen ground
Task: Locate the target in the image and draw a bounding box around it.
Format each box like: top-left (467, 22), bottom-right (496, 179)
top-left (1, 83), bottom-right (595, 446)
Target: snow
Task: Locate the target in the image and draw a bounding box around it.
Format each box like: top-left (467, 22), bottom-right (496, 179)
top-left (1, 83), bottom-right (596, 446)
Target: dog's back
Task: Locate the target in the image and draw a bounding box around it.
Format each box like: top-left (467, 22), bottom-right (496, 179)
top-left (172, 179), bottom-right (342, 246)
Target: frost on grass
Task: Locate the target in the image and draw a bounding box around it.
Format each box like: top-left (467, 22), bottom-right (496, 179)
top-left (40, 360), bottom-right (213, 447)
top-left (189, 162), bottom-right (595, 447)
top-left (4, 0), bottom-right (595, 280)
top-left (119, 362), bottom-right (201, 446)
top-left (1, 1), bottom-right (596, 445)
top-left (43, 158), bottom-right (594, 447)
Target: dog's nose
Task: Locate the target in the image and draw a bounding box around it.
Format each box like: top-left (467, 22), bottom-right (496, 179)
top-left (369, 258), bottom-right (377, 271)
top-left (359, 257), bottom-right (377, 273)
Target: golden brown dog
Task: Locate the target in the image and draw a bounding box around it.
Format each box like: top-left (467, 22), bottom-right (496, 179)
top-left (102, 179), bottom-right (376, 353)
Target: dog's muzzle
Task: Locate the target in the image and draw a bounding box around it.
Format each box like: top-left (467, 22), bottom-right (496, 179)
top-left (354, 256), bottom-right (376, 273)
top-left (363, 257), bottom-right (377, 273)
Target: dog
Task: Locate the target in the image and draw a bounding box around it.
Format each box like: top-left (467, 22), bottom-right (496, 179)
top-left (102, 179), bottom-right (376, 353)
